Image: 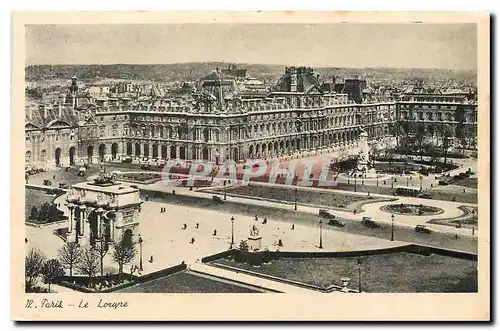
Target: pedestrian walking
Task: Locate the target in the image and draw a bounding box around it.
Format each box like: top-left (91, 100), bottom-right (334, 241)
top-left (213, 229), bottom-right (217, 236)
top-left (254, 215), bottom-right (258, 222)
top-left (149, 255), bottom-right (154, 263)
top-left (182, 223), bottom-right (187, 230)
top-left (190, 238), bottom-right (195, 244)
top-left (196, 223), bottom-right (199, 229)
top-left (278, 239), bottom-right (283, 247)
top-left (291, 224), bottom-right (295, 230)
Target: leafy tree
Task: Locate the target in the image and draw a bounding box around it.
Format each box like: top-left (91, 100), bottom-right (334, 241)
top-left (112, 236), bottom-right (137, 282)
top-left (76, 246), bottom-right (100, 279)
top-left (25, 247), bottom-right (46, 291)
top-left (37, 203), bottom-right (50, 222)
top-left (41, 259), bottom-right (65, 292)
top-left (29, 206), bottom-right (38, 220)
top-left (58, 241), bottom-right (82, 277)
top-left (47, 204), bottom-right (64, 222)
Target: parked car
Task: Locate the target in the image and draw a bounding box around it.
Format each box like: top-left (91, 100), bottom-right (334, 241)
top-left (327, 219), bottom-right (345, 227)
top-left (418, 193), bottom-right (432, 199)
top-left (77, 167), bottom-right (86, 176)
top-left (415, 225), bottom-right (432, 234)
top-left (43, 179), bottom-right (52, 186)
top-left (58, 183), bottom-right (69, 189)
top-left (319, 209), bottom-right (335, 219)
top-left (122, 157), bottom-right (133, 163)
top-left (212, 195), bottom-right (224, 204)
top-left (141, 164), bottom-right (152, 170)
top-left (361, 217), bottom-right (380, 228)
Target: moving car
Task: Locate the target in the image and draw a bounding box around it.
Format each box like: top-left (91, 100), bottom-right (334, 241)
top-left (59, 183), bottom-right (69, 189)
top-left (122, 157), bottom-right (133, 163)
top-left (415, 225), bottom-right (432, 234)
top-left (319, 209), bottom-right (335, 219)
top-left (361, 217), bottom-right (380, 228)
top-left (327, 219), bottom-right (345, 227)
top-left (141, 164), bottom-right (152, 170)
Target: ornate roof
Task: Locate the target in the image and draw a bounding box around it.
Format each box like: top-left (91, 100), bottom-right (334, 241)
top-left (274, 66), bottom-right (323, 94)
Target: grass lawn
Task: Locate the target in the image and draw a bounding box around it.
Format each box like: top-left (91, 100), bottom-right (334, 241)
top-left (214, 253), bottom-right (477, 293)
top-left (117, 271), bottom-right (263, 293)
top-left (224, 185), bottom-right (372, 210)
top-left (25, 189), bottom-right (57, 222)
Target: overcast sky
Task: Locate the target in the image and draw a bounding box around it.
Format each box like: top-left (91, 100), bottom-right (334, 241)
top-left (25, 24), bottom-right (477, 70)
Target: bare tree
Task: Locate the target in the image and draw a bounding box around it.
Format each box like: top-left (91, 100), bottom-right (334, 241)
top-left (25, 247), bottom-right (46, 291)
top-left (414, 123), bottom-right (427, 162)
top-left (58, 241), bottom-right (82, 277)
top-left (76, 246), bottom-right (100, 279)
top-left (94, 238), bottom-right (109, 283)
top-left (41, 259), bottom-right (65, 292)
top-left (112, 236), bottom-right (137, 282)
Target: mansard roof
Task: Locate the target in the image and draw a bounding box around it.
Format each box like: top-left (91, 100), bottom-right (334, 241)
top-left (274, 66), bottom-right (323, 94)
top-left (26, 104), bottom-right (80, 130)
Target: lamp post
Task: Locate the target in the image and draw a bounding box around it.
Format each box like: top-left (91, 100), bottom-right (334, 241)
top-left (294, 188), bottom-right (298, 211)
top-left (319, 219), bottom-right (323, 249)
top-left (354, 176), bottom-right (357, 192)
top-left (390, 214), bottom-right (395, 241)
top-left (230, 216), bottom-right (235, 248)
top-left (419, 175), bottom-right (423, 191)
top-left (357, 259), bottom-right (362, 293)
top-left (138, 235), bottom-right (143, 271)
top-left (223, 180), bottom-right (227, 201)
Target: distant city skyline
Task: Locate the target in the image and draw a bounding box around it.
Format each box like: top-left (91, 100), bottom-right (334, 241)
top-left (26, 24), bottom-right (477, 70)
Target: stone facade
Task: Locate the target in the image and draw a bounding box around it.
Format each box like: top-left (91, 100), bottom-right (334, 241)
top-left (25, 67), bottom-right (478, 168)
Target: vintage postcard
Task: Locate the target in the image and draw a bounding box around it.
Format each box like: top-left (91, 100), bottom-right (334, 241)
top-left (11, 12), bottom-right (490, 321)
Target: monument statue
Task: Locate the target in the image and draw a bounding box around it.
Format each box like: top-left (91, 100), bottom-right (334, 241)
top-left (357, 128), bottom-right (370, 172)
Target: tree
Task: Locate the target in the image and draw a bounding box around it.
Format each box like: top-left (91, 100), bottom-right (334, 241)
top-left (25, 247), bottom-right (46, 291)
top-left (29, 206), bottom-right (38, 220)
top-left (58, 241), bottom-right (82, 277)
top-left (41, 259), bottom-right (65, 292)
top-left (414, 123), bottom-right (427, 162)
top-left (37, 203), bottom-right (50, 222)
top-left (76, 246), bottom-right (100, 279)
top-left (112, 236), bottom-right (137, 282)
top-left (441, 124), bottom-right (454, 164)
top-left (94, 238), bottom-right (109, 284)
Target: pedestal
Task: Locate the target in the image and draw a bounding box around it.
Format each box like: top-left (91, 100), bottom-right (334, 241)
top-left (247, 235), bottom-right (262, 252)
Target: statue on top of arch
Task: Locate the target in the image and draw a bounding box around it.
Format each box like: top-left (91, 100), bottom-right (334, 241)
top-left (94, 170), bottom-right (117, 185)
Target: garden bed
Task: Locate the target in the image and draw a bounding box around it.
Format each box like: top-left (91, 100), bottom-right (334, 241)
top-left (380, 203), bottom-right (444, 216)
top-left (116, 172), bottom-right (162, 184)
top-left (221, 185), bottom-right (373, 210)
top-left (210, 253), bottom-right (477, 293)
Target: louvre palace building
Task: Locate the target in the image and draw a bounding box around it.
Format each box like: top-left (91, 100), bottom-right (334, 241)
top-left (24, 66), bottom-right (478, 168)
